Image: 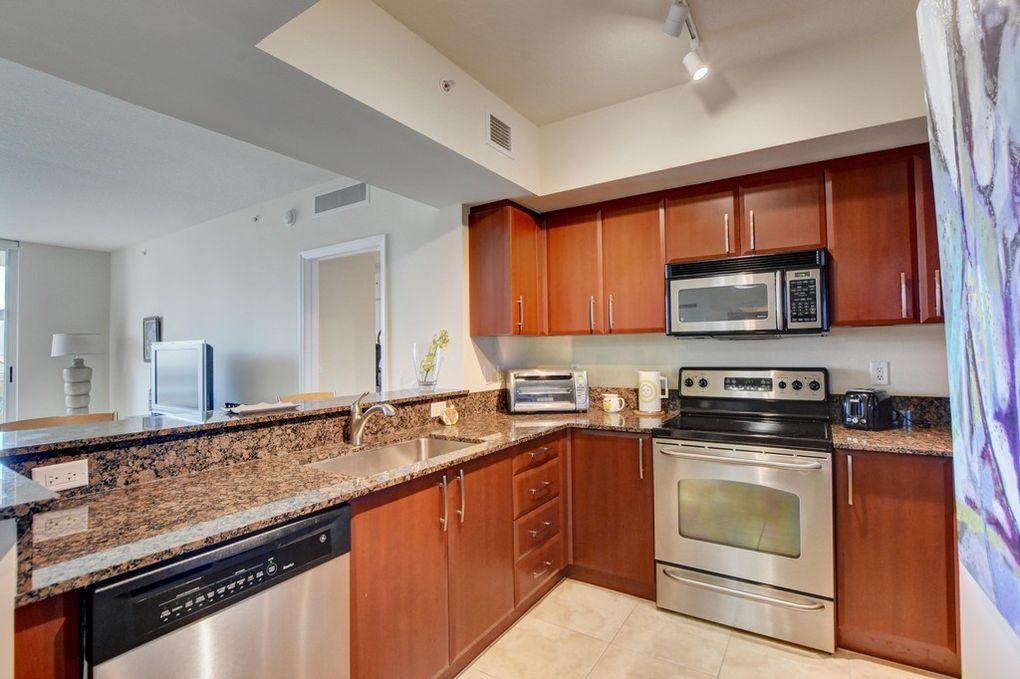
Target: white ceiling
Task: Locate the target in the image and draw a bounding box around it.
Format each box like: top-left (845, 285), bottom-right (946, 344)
top-left (373, 0), bottom-right (919, 125)
top-left (0, 58), bottom-right (336, 251)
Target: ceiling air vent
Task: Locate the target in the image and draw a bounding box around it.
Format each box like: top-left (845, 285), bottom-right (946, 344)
top-left (313, 182), bottom-right (369, 218)
top-left (487, 113), bottom-right (513, 157)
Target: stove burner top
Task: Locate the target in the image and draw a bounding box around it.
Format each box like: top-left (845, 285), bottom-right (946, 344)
top-left (652, 413), bottom-right (833, 452)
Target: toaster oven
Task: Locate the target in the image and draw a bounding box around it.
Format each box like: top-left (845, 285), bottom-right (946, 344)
top-left (507, 369), bottom-right (589, 413)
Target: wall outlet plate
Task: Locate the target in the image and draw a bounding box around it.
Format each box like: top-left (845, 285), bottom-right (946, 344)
top-left (870, 361), bottom-right (890, 386)
top-left (31, 459), bottom-right (89, 491)
top-left (430, 401), bottom-right (447, 418)
top-left (33, 506), bottom-right (89, 541)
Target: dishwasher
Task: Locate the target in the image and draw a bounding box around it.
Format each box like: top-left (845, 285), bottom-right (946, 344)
top-left (84, 506), bottom-right (350, 679)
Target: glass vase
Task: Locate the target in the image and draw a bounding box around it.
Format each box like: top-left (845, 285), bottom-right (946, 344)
top-left (412, 342), bottom-right (442, 389)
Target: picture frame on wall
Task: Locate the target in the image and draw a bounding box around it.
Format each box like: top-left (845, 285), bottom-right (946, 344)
top-left (143, 316), bottom-right (162, 363)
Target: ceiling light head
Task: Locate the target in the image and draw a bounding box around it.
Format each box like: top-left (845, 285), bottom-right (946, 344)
top-left (683, 48), bottom-right (709, 81)
top-left (663, 1), bottom-right (690, 38)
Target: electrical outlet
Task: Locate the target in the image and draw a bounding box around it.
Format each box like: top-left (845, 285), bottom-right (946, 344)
top-left (430, 401), bottom-right (447, 418)
top-left (33, 506), bottom-right (89, 541)
top-left (870, 361), bottom-right (890, 386)
top-left (31, 459), bottom-right (89, 491)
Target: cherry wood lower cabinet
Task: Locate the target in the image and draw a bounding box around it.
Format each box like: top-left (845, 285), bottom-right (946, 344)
top-left (15, 592), bottom-right (80, 679)
top-left (569, 431), bottom-right (655, 599)
top-left (834, 450), bottom-right (960, 676)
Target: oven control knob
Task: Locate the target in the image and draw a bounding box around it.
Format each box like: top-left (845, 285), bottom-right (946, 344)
top-left (791, 380), bottom-right (803, 391)
top-left (809, 380), bottom-right (821, 391)
top-left (683, 378), bottom-right (694, 388)
top-left (777, 380), bottom-right (787, 389)
top-left (697, 378), bottom-right (709, 389)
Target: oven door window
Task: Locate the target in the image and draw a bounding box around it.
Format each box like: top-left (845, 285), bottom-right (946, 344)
top-left (676, 479), bottom-right (801, 558)
top-left (676, 284), bottom-right (770, 323)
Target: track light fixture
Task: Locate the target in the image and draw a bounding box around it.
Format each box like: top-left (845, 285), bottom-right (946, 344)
top-left (662, 0), bottom-right (709, 81)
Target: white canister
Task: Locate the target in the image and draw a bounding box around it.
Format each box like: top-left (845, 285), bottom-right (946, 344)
top-left (637, 371), bottom-right (669, 413)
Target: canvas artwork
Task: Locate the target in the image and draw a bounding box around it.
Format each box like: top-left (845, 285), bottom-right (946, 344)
top-left (917, 0), bottom-right (1019, 632)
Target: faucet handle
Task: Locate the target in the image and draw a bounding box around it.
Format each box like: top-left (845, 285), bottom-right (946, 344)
top-left (353, 392), bottom-right (370, 415)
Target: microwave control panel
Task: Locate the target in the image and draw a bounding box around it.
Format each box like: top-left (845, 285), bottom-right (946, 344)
top-left (785, 268), bottom-right (824, 330)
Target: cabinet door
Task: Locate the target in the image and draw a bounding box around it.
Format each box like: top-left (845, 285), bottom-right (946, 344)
top-left (468, 205), bottom-right (543, 336)
top-left (15, 592), bottom-right (79, 679)
top-left (509, 206), bottom-right (543, 335)
top-left (825, 157), bottom-right (918, 325)
top-left (545, 207), bottom-right (603, 334)
top-left (570, 431), bottom-right (655, 599)
top-left (913, 152), bottom-right (944, 323)
top-left (665, 187), bottom-right (738, 262)
top-left (351, 473), bottom-right (450, 679)
top-left (601, 196), bottom-right (665, 333)
top-left (739, 172), bottom-right (825, 254)
top-left (835, 451), bottom-right (959, 676)
top-left (447, 454), bottom-right (515, 661)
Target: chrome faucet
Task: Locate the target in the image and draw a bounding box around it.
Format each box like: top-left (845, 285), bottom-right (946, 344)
top-left (349, 392), bottom-right (397, 446)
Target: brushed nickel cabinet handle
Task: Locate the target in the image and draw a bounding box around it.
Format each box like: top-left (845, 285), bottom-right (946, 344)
top-left (749, 209), bottom-right (756, 251)
top-left (608, 294), bottom-right (615, 331)
top-left (638, 438), bottom-right (645, 480)
top-left (516, 296), bottom-right (525, 333)
top-left (900, 272), bottom-right (908, 318)
top-left (847, 454), bottom-right (853, 506)
top-left (529, 480), bottom-right (553, 497)
top-left (935, 269), bottom-right (942, 317)
top-left (528, 446), bottom-right (550, 460)
top-left (528, 521), bottom-right (554, 539)
top-left (438, 475), bottom-right (449, 531)
top-left (532, 561), bottom-right (554, 579)
top-left (589, 295), bottom-right (595, 332)
top-left (456, 468), bottom-right (466, 524)
top-left (724, 213), bottom-right (730, 253)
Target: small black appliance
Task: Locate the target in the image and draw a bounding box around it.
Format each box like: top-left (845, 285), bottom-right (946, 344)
top-left (842, 389), bottom-right (895, 429)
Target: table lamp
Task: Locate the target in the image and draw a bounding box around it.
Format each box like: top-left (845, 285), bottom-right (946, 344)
top-left (51, 333), bottom-right (105, 414)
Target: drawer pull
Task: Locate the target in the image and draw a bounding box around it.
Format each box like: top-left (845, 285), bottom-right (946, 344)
top-left (531, 561), bottom-right (553, 579)
top-left (529, 481), bottom-right (553, 497)
top-left (528, 447), bottom-right (550, 460)
top-left (528, 521), bottom-right (554, 540)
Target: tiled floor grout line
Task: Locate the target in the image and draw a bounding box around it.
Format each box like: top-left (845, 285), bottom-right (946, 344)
top-left (716, 632), bottom-right (734, 678)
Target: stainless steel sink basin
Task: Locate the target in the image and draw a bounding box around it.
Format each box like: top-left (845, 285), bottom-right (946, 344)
top-left (308, 437), bottom-right (477, 478)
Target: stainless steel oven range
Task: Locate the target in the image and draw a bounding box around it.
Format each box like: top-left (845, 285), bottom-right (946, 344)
top-left (651, 367), bottom-right (834, 652)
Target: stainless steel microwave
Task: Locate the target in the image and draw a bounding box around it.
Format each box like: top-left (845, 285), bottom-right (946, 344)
top-left (665, 249), bottom-right (829, 337)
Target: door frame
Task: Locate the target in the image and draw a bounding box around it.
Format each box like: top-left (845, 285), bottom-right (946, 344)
top-left (0, 240), bottom-right (18, 423)
top-left (299, 234), bottom-right (387, 394)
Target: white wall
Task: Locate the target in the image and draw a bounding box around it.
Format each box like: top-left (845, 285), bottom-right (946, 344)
top-left (317, 251), bottom-right (378, 396)
top-left (472, 324), bottom-right (949, 397)
top-left (16, 242), bottom-right (111, 419)
top-left (110, 181), bottom-right (468, 416)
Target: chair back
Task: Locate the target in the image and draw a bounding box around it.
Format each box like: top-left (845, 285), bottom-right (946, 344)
top-left (0, 412), bottom-right (118, 432)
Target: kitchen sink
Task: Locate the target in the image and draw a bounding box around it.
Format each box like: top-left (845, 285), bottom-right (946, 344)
top-left (308, 437), bottom-right (477, 478)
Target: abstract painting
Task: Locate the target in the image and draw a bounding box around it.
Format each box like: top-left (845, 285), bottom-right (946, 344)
top-left (917, 0), bottom-right (1019, 633)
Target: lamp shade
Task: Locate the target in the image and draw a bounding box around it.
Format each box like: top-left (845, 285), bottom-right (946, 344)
top-left (51, 333), bottom-right (105, 357)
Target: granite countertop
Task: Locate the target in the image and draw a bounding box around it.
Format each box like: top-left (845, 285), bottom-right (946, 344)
top-left (831, 424), bottom-right (953, 457)
top-left (14, 409), bottom-right (953, 606)
top-left (0, 464), bottom-right (57, 518)
top-left (0, 387), bottom-right (469, 458)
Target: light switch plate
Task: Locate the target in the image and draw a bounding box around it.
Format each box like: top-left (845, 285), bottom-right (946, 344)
top-left (31, 459), bottom-right (89, 491)
top-left (869, 361), bottom-right (890, 386)
top-left (430, 401), bottom-right (447, 418)
top-left (33, 506), bottom-right (89, 541)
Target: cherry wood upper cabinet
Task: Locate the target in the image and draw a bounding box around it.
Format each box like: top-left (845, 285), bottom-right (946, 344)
top-left (351, 472), bottom-right (450, 679)
top-left (570, 431), bottom-right (655, 600)
top-left (738, 171), bottom-right (826, 254)
top-left (913, 152), bottom-right (944, 323)
top-left (447, 454), bottom-right (515, 662)
top-left (601, 196), bottom-right (666, 333)
top-left (545, 207), bottom-right (603, 334)
top-left (835, 451), bottom-right (959, 676)
top-left (469, 203), bottom-right (543, 336)
top-left (825, 154), bottom-right (918, 325)
top-left (664, 186), bottom-right (738, 262)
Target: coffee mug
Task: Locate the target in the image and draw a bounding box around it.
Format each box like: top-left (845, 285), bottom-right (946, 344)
top-left (638, 370), bottom-right (669, 413)
top-left (602, 393), bottom-right (625, 413)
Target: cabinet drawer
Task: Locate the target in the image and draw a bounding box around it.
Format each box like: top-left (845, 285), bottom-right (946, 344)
top-left (512, 438), bottom-right (560, 475)
top-left (514, 498), bottom-right (561, 560)
top-left (515, 534), bottom-right (564, 603)
top-left (513, 458), bottom-right (561, 518)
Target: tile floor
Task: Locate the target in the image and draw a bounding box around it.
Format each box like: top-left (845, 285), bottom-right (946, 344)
top-left (459, 579), bottom-right (951, 679)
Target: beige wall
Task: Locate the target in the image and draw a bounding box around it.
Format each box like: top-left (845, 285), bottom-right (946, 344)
top-left (317, 251), bottom-right (378, 396)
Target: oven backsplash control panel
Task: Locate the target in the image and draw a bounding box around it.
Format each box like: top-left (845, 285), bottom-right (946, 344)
top-left (680, 368), bottom-right (827, 401)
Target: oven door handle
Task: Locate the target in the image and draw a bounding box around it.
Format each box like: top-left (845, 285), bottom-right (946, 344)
top-left (658, 447), bottom-right (823, 471)
top-left (662, 567), bottom-right (826, 611)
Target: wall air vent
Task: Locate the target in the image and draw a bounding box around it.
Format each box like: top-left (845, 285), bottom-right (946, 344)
top-left (487, 113), bottom-right (513, 157)
top-left (313, 182), bottom-right (369, 218)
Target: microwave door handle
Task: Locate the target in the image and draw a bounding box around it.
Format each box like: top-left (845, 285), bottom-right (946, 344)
top-left (776, 271), bottom-right (785, 331)
top-left (658, 447), bottom-right (823, 471)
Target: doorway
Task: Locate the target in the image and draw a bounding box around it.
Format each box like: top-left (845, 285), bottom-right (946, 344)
top-left (300, 235), bottom-right (386, 396)
top-left (0, 241), bottom-right (17, 423)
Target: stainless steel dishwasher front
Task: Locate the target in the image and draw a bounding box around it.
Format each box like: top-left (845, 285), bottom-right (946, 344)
top-left (85, 506), bottom-right (350, 679)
